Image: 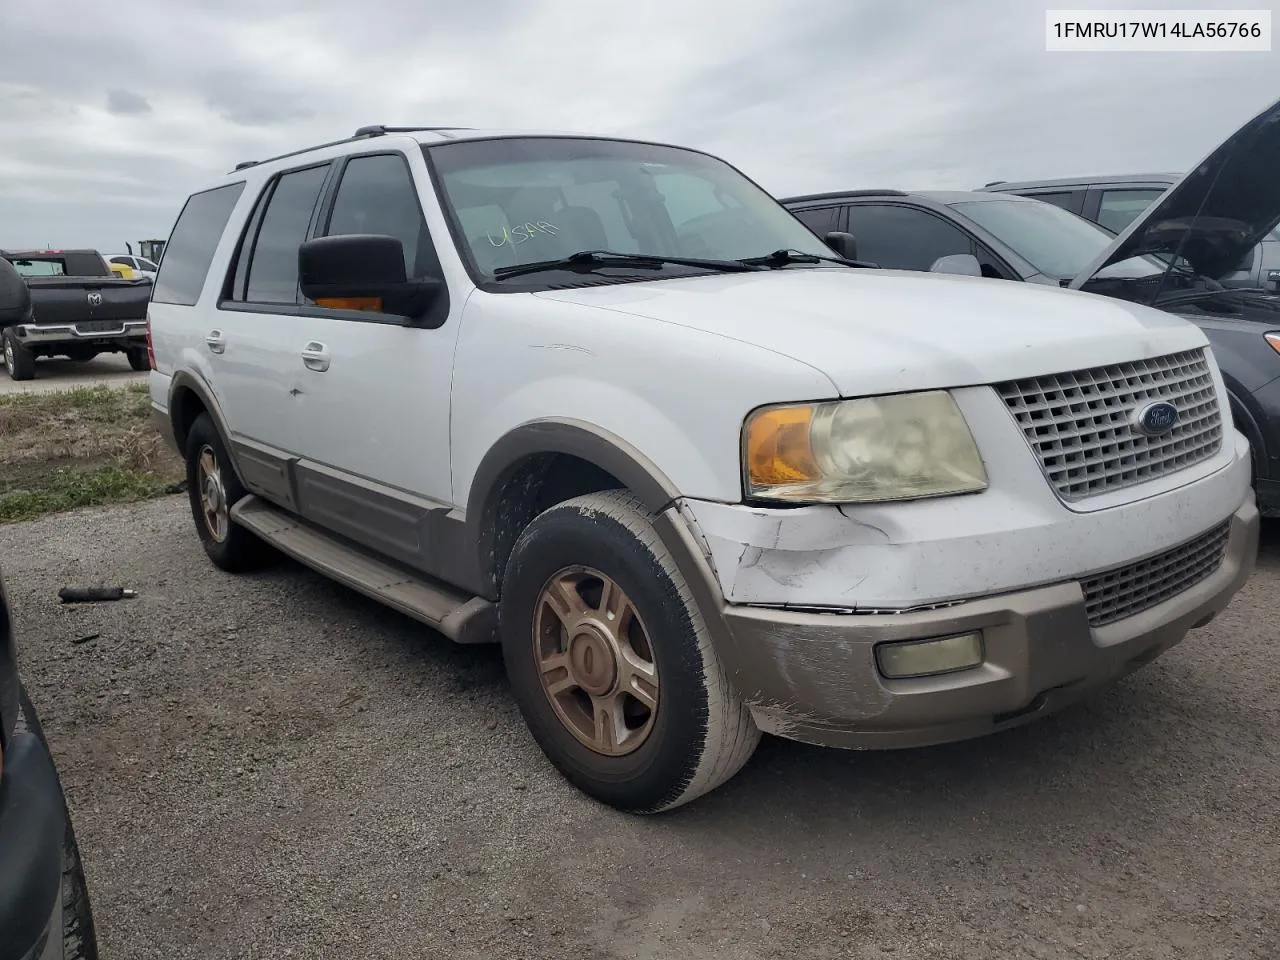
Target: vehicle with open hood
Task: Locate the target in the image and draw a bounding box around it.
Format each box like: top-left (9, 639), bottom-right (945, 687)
top-left (981, 172), bottom-right (1280, 293)
top-left (147, 121), bottom-right (1256, 812)
top-left (783, 95), bottom-right (1280, 517)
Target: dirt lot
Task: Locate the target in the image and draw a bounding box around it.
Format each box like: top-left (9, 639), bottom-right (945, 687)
top-left (5, 497), bottom-right (1279, 960)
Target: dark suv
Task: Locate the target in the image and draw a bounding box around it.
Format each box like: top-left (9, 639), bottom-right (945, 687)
top-left (981, 174), bottom-right (1280, 292)
top-left (0, 255), bottom-right (100, 960)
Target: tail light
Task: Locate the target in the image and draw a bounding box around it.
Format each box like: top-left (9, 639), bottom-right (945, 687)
top-left (145, 310), bottom-right (156, 368)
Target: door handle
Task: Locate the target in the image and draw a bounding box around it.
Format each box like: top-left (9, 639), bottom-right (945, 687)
top-left (301, 341), bottom-right (331, 372)
top-left (205, 330), bottom-right (226, 354)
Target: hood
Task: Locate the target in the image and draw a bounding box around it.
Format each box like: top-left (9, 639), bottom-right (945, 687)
top-left (534, 268), bottom-right (1207, 397)
top-left (1069, 95), bottom-right (1280, 300)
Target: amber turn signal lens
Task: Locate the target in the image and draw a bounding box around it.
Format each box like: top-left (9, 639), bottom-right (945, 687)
top-left (1265, 332), bottom-right (1280, 354)
top-left (744, 405), bottom-right (819, 488)
top-left (315, 296), bottom-right (383, 312)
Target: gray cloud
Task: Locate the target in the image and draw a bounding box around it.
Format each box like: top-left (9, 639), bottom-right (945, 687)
top-left (0, 0), bottom-right (1276, 252)
top-left (106, 89), bottom-right (152, 116)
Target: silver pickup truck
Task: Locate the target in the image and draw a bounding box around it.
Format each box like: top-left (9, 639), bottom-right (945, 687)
top-left (0, 248), bottom-right (152, 381)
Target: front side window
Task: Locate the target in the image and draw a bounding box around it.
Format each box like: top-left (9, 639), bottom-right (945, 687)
top-left (322, 153), bottom-right (435, 277)
top-left (791, 206), bottom-right (838, 235)
top-left (244, 164), bottom-right (329, 304)
top-left (843, 204), bottom-right (974, 271)
top-left (138, 258), bottom-right (159, 272)
top-left (427, 137), bottom-right (834, 283)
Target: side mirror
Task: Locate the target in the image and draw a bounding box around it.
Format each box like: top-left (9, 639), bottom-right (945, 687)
top-left (299, 234), bottom-right (440, 321)
top-left (929, 253), bottom-right (983, 277)
top-left (824, 231), bottom-right (858, 261)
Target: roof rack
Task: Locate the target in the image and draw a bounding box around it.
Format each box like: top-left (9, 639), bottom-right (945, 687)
top-left (227, 126), bottom-right (473, 174)
top-left (983, 180), bottom-right (1006, 187)
top-left (779, 189), bottom-right (909, 204)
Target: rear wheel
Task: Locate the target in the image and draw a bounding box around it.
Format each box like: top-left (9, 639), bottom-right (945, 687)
top-left (125, 346), bottom-right (150, 371)
top-left (3, 329), bottom-right (35, 381)
top-left (499, 490), bottom-right (760, 813)
top-left (184, 413), bottom-right (268, 571)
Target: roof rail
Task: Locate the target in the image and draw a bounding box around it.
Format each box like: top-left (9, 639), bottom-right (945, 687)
top-left (779, 189), bottom-right (909, 204)
top-left (352, 125), bottom-right (472, 138)
top-left (983, 180), bottom-right (1006, 187)
top-left (224, 126), bottom-right (474, 176)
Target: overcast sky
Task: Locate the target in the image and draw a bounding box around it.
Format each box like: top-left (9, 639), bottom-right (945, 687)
top-left (0, 0), bottom-right (1275, 253)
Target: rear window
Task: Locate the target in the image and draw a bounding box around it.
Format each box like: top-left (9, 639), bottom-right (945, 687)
top-left (8, 258), bottom-right (67, 277)
top-left (5, 252), bottom-right (109, 277)
top-left (153, 182), bottom-right (246, 306)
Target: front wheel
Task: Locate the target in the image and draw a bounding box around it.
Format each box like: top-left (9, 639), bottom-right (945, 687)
top-left (499, 490), bottom-right (760, 813)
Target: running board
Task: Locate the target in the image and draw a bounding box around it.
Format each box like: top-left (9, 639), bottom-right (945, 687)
top-left (230, 496), bottom-right (497, 645)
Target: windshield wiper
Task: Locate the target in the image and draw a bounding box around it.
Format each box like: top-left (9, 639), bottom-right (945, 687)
top-left (491, 249), bottom-right (763, 280)
top-left (737, 248), bottom-right (879, 269)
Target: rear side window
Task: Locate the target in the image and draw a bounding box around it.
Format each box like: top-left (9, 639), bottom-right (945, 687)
top-left (153, 182), bottom-right (246, 305)
top-left (244, 164), bottom-right (330, 304)
top-left (322, 154), bottom-right (435, 278)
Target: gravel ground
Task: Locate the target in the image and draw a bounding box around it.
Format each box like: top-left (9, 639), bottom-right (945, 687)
top-left (0, 353), bottom-right (146, 396)
top-left (4, 496), bottom-right (1279, 959)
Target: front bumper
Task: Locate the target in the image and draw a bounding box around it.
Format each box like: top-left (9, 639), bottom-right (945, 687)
top-left (713, 497), bottom-right (1259, 749)
top-left (13, 320), bottom-right (146, 347)
top-left (0, 729), bottom-right (68, 960)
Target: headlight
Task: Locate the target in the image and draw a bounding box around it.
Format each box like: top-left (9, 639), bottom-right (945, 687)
top-left (743, 390), bottom-right (988, 503)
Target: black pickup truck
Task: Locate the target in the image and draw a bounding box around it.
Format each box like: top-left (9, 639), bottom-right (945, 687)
top-left (0, 249), bottom-right (152, 382)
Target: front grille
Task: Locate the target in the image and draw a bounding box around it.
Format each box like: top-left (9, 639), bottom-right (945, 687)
top-left (996, 349), bottom-right (1223, 501)
top-left (1081, 521), bottom-right (1230, 627)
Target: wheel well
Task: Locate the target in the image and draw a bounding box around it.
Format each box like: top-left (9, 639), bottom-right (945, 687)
top-left (171, 386), bottom-right (209, 453)
top-left (484, 453), bottom-right (624, 595)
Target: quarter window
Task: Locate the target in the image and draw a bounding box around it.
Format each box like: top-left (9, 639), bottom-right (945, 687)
top-left (152, 182), bottom-right (246, 305)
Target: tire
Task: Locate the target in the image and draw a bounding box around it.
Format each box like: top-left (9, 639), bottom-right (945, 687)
top-left (60, 821), bottom-right (100, 960)
top-left (499, 489), bottom-right (760, 813)
top-left (126, 346), bottom-right (150, 372)
top-left (184, 412), bottom-right (267, 571)
top-left (3, 329), bottom-right (35, 381)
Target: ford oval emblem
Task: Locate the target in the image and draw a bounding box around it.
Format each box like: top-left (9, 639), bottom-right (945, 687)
top-left (1133, 401), bottom-right (1180, 437)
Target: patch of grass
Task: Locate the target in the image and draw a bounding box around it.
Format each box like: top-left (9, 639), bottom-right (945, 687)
top-left (0, 466), bottom-right (180, 523)
top-left (0, 383), bottom-right (184, 523)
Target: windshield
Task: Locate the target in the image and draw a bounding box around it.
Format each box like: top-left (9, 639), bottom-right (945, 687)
top-left (427, 137), bottom-right (834, 283)
top-left (949, 198), bottom-right (1162, 280)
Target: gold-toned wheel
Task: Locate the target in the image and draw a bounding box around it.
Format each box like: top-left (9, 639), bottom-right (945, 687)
top-left (533, 566), bottom-right (660, 757)
top-left (196, 445), bottom-right (229, 543)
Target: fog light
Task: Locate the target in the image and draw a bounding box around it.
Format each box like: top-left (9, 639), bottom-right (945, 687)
top-left (875, 631), bottom-right (984, 679)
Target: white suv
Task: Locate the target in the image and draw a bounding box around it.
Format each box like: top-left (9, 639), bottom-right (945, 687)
top-left (147, 125), bottom-right (1259, 813)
